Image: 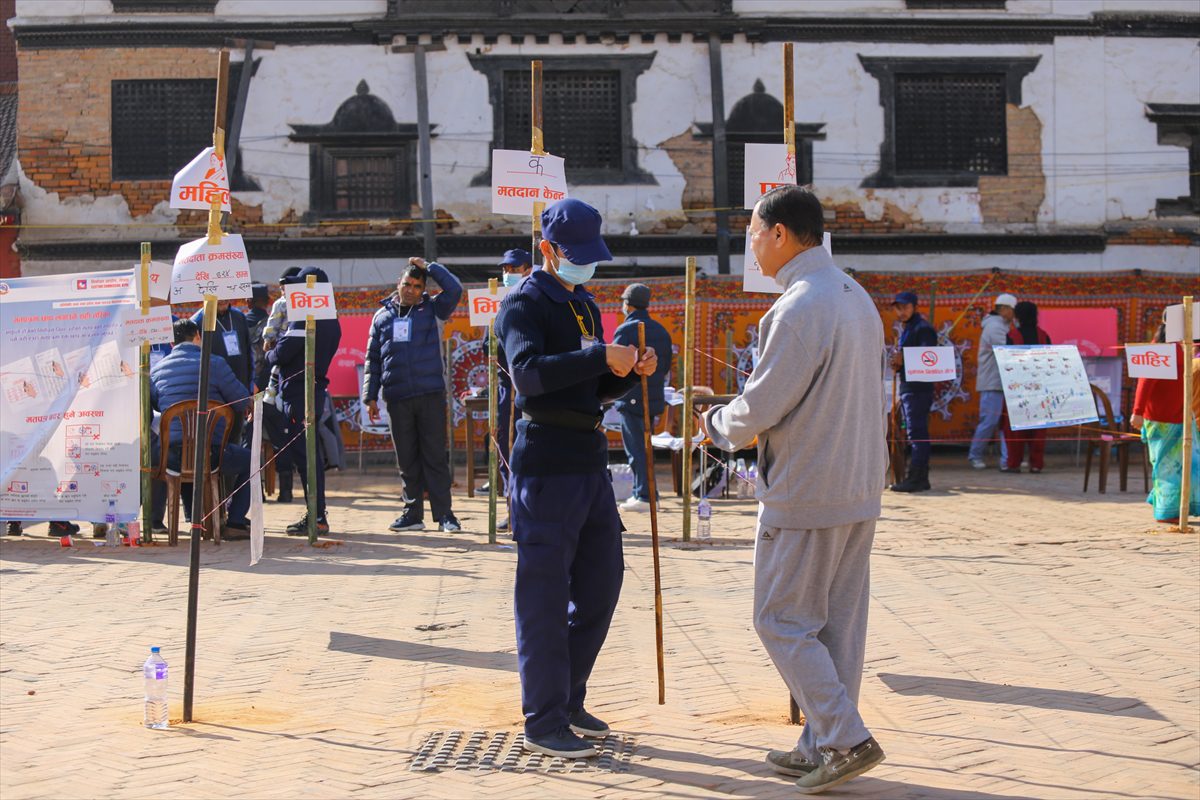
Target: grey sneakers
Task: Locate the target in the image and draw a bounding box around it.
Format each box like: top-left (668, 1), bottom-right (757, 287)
top-left (794, 737), bottom-right (886, 795)
top-left (765, 748), bottom-right (819, 777)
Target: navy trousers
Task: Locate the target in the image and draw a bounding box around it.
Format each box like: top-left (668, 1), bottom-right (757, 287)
top-left (283, 392), bottom-right (326, 517)
top-left (510, 469), bottom-right (624, 738)
top-left (618, 407), bottom-right (655, 502)
top-left (901, 391), bottom-right (933, 469)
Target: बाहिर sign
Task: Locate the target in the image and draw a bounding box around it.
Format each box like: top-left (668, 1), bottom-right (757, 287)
top-left (491, 150), bottom-right (568, 215)
top-left (170, 146), bottom-right (232, 213)
top-left (743, 143), bottom-right (797, 208)
top-left (743, 230), bottom-right (833, 294)
top-left (994, 344), bottom-right (1098, 431)
top-left (1125, 344), bottom-right (1179, 380)
top-left (171, 233), bottom-right (253, 302)
top-left (468, 286), bottom-right (511, 327)
top-left (902, 346), bottom-right (957, 382)
top-left (284, 282), bottom-right (338, 323)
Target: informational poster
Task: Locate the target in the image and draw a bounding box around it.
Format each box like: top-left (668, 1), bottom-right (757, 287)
top-left (171, 233), bottom-right (253, 302)
top-left (1125, 344), bottom-right (1179, 380)
top-left (743, 143), bottom-right (797, 208)
top-left (284, 282), bottom-right (338, 323)
top-left (995, 345), bottom-right (1098, 431)
top-left (0, 270), bottom-right (140, 522)
top-left (1164, 302), bottom-right (1200, 343)
top-left (743, 230), bottom-right (832, 294)
top-left (902, 346), bottom-right (957, 382)
top-left (467, 286), bottom-right (511, 327)
top-left (491, 149), bottom-right (568, 215)
top-left (135, 260), bottom-right (174, 305)
top-left (170, 146), bottom-right (232, 213)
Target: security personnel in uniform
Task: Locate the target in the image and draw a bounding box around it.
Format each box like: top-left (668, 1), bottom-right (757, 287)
top-left (495, 199), bottom-right (657, 759)
top-left (494, 248), bottom-right (532, 531)
top-left (889, 290), bottom-right (938, 492)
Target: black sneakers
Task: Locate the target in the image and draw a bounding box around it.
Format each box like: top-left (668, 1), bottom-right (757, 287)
top-left (286, 515), bottom-right (329, 537)
top-left (438, 514), bottom-right (462, 533)
top-left (794, 737), bottom-right (885, 795)
top-left (523, 727), bottom-right (597, 759)
top-left (47, 520), bottom-right (80, 537)
top-left (6, 521), bottom-right (21, 536)
top-left (568, 709), bottom-right (610, 738)
top-left (389, 512), bottom-right (424, 532)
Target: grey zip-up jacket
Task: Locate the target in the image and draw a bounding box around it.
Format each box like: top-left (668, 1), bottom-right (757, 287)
top-left (705, 246), bottom-right (887, 530)
top-left (975, 312), bottom-right (1010, 392)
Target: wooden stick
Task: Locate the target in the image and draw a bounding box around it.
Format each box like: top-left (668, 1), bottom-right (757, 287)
top-left (639, 322), bottom-right (666, 704)
top-left (487, 278), bottom-right (499, 545)
top-left (530, 60), bottom-right (545, 264)
top-left (782, 43), bottom-right (795, 159)
top-left (305, 274), bottom-right (318, 545)
top-left (680, 256), bottom-right (697, 542)
top-left (1180, 295), bottom-right (1194, 533)
top-left (139, 242), bottom-right (152, 545)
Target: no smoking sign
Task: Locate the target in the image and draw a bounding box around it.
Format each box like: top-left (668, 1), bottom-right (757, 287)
top-left (903, 346), bottom-right (956, 382)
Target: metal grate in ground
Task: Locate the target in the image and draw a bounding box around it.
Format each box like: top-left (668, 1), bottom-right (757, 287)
top-left (409, 730), bottom-right (636, 773)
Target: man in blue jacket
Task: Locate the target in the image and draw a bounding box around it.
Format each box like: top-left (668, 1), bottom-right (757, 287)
top-left (612, 283), bottom-right (673, 512)
top-left (192, 299), bottom-right (253, 391)
top-left (889, 291), bottom-right (939, 493)
top-left (495, 248), bottom-right (532, 531)
top-left (495, 198), bottom-right (656, 759)
top-left (267, 267), bottom-right (343, 535)
top-left (150, 318), bottom-right (252, 538)
top-left (363, 257), bottom-right (464, 533)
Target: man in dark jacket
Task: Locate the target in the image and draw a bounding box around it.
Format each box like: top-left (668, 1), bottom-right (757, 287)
top-left (267, 267), bottom-right (343, 535)
top-left (243, 283), bottom-right (295, 502)
top-left (150, 318), bottom-right (253, 538)
top-left (363, 257), bottom-right (464, 533)
top-left (889, 291), bottom-right (939, 492)
top-left (192, 299), bottom-right (253, 391)
top-left (495, 248), bottom-right (532, 531)
top-left (612, 283), bottom-right (673, 511)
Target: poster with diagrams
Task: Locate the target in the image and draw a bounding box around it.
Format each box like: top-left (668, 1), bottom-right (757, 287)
top-left (994, 345), bottom-right (1099, 431)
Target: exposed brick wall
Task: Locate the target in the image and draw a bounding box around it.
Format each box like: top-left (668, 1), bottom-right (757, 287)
top-left (1106, 227), bottom-right (1195, 246)
top-left (978, 103), bottom-right (1045, 224)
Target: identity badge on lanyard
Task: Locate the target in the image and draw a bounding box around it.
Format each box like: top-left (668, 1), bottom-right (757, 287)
top-left (393, 317), bottom-right (412, 343)
top-left (222, 330), bottom-right (241, 357)
top-left (580, 335), bottom-right (600, 351)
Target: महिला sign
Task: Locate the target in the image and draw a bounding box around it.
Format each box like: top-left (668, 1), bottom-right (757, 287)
top-left (902, 346), bottom-right (957, 382)
top-left (1125, 344), bottom-right (1179, 380)
top-left (467, 286), bottom-right (511, 327)
top-left (491, 149), bottom-right (568, 215)
top-left (743, 230), bottom-right (833, 294)
top-left (284, 282), bottom-right (338, 323)
top-left (994, 344), bottom-right (1099, 431)
top-left (171, 233), bottom-right (253, 302)
top-left (743, 143), bottom-right (797, 208)
top-left (170, 146), bottom-right (232, 213)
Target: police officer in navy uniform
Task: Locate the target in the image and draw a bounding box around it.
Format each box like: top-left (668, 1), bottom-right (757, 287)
top-left (889, 291), bottom-right (938, 492)
top-left (493, 248), bottom-right (532, 531)
top-left (495, 199), bottom-right (657, 759)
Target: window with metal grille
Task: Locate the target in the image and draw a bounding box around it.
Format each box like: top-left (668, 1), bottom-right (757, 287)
top-left (502, 70), bottom-right (623, 177)
top-left (894, 73), bottom-right (1007, 177)
top-left (111, 79), bottom-right (216, 180)
top-left (323, 150), bottom-right (410, 214)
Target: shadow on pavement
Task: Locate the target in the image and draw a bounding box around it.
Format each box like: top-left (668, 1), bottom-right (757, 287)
top-left (328, 631), bottom-right (518, 672)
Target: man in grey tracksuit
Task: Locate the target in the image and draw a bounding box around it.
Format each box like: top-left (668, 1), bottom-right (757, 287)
top-left (702, 186), bottom-right (888, 795)
top-left (966, 294), bottom-right (1016, 469)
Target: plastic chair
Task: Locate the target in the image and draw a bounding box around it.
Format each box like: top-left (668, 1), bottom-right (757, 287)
top-left (1082, 384), bottom-right (1148, 494)
top-left (154, 400), bottom-right (236, 546)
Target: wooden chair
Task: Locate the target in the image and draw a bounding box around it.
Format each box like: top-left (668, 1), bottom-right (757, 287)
top-left (1082, 384), bottom-right (1148, 494)
top-left (154, 400), bottom-right (236, 546)
top-left (262, 440), bottom-right (277, 497)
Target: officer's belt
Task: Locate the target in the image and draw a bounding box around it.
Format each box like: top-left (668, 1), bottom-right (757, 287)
top-left (522, 408), bottom-right (603, 432)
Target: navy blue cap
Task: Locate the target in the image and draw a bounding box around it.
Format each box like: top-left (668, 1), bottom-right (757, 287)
top-left (279, 266), bottom-right (301, 284)
top-left (892, 291), bottom-right (919, 306)
top-left (283, 266), bottom-right (330, 285)
top-left (499, 248), bottom-right (531, 268)
top-left (541, 198), bottom-right (612, 265)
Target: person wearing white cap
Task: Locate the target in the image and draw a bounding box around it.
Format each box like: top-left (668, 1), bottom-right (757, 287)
top-left (967, 294), bottom-right (1016, 469)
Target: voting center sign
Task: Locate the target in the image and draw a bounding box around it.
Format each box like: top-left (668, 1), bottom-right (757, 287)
top-left (491, 150), bottom-right (568, 215)
top-left (468, 286), bottom-right (511, 327)
top-left (995, 345), bottom-right (1098, 431)
top-left (0, 270), bottom-right (141, 523)
top-left (171, 233), bottom-right (253, 302)
top-left (284, 282), bottom-right (338, 323)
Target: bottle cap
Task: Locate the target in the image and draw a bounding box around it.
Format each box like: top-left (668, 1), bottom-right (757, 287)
top-left (151, 646), bottom-right (160, 653)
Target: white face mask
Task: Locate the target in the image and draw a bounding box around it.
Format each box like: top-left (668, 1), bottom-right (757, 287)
top-left (501, 272), bottom-right (522, 288)
top-left (555, 261), bottom-right (596, 286)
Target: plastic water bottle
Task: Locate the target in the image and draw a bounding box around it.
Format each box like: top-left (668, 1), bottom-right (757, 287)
top-left (734, 458), bottom-right (748, 499)
top-left (143, 647), bottom-right (169, 729)
top-left (697, 497), bottom-right (712, 541)
top-left (105, 500), bottom-right (120, 547)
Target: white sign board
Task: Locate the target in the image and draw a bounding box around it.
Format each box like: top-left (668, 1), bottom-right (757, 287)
top-left (171, 233), bottom-right (253, 302)
top-left (134, 260), bottom-right (173, 305)
top-left (468, 286), bottom-right (511, 327)
top-left (743, 143), bottom-right (797, 208)
top-left (1125, 343), bottom-right (1179, 380)
top-left (491, 149), bottom-right (568, 215)
top-left (743, 230), bottom-right (833, 294)
top-left (995, 345), bottom-right (1098, 431)
top-left (170, 146), bottom-right (232, 212)
top-left (0, 270), bottom-right (140, 523)
top-left (902, 346), bottom-right (957, 382)
top-left (119, 305), bottom-right (174, 348)
top-left (1164, 302), bottom-right (1200, 343)
top-left (284, 282), bottom-right (338, 322)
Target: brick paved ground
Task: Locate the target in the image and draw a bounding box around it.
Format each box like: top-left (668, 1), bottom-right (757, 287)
top-left (1, 455), bottom-right (1197, 799)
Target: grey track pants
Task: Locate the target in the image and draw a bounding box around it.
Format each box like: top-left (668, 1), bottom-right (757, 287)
top-left (753, 518), bottom-right (876, 759)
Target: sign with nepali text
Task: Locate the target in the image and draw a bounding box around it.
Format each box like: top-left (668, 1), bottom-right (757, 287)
top-left (742, 230), bottom-right (832, 294)
top-left (0, 270), bottom-right (140, 523)
top-left (171, 233), bottom-right (253, 302)
top-left (468, 286), bottom-right (511, 327)
top-left (170, 146), bottom-right (232, 212)
top-left (491, 149), bottom-right (568, 215)
top-left (902, 346), bottom-right (957, 382)
top-left (995, 345), bottom-right (1098, 431)
top-left (284, 282), bottom-right (338, 322)
top-left (1125, 344), bottom-right (1179, 380)
top-left (133, 260), bottom-right (173, 305)
top-left (118, 305), bottom-right (173, 348)
top-left (743, 143), bottom-right (797, 208)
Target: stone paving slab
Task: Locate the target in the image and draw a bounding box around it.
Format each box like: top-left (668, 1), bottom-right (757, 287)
top-left (1, 457), bottom-right (1197, 799)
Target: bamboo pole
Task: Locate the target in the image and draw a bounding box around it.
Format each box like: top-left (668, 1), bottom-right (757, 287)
top-left (639, 322), bottom-right (666, 704)
top-left (782, 43), bottom-right (795, 160)
top-left (531, 60), bottom-right (545, 265)
top-left (680, 256), bottom-right (697, 542)
top-left (1179, 295), bottom-right (1194, 534)
top-left (305, 274), bottom-right (318, 545)
top-left (139, 243), bottom-right (152, 545)
top-left (487, 278), bottom-right (499, 545)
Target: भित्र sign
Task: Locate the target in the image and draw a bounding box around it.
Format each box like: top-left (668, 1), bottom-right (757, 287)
top-left (284, 282), bottom-right (338, 323)
top-left (1125, 344), bottom-right (1179, 380)
top-left (468, 286), bottom-right (511, 327)
top-left (902, 346), bottom-right (957, 382)
top-left (170, 147), bottom-right (232, 213)
top-left (171, 233), bottom-right (253, 302)
top-left (491, 150), bottom-right (568, 215)
top-left (743, 230), bottom-right (832, 294)
top-left (743, 143), bottom-right (797, 208)
top-left (994, 344), bottom-right (1098, 431)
